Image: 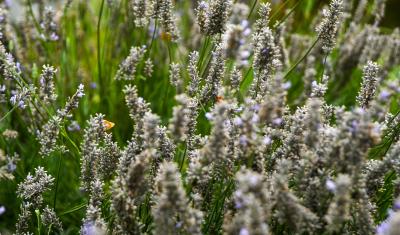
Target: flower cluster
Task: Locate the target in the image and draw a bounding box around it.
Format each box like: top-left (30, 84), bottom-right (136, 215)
top-left (40, 7), bottom-right (59, 41)
top-left (316, 0), bottom-right (343, 53)
top-left (16, 167), bottom-right (62, 233)
top-left (197, 0), bottom-right (233, 35)
top-left (0, 0), bottom-right (399, 234)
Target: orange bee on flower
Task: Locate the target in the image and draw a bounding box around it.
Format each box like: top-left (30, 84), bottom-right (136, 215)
top-left (103, 119), bottom-right (115, 131)
top-left (216, 95), bottom-right (224, 103)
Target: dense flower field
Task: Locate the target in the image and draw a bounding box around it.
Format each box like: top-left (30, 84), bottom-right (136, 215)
top-left (0, 0), bottom-right (400, 234)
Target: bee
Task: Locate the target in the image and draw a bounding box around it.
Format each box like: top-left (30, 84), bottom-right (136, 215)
top-left (103, 119), bottom-right (115, 131)
top-left (216, 95), bottom-right (224, 103)
top-left (160, 32), bottom-right (172, 42)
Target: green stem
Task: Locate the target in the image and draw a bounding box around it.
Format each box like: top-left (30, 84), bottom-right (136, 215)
top-left (241, 66), bottom-right (253, 88)
top-left (198, 36), bottom-right (210, 68)
top-left (60, 127), bottom-right (81, 154)
top-left (204, 180), bottom-right (234, 233)
top-left (97, 0), bottom-right (105, 83)
top-left (388, 110), bottom-right (400, 124)
top-left (254, 68), bottom-right (262, 98)
top-left (27, 0), bottom-right (50, 60)
top-left (0, 106), bottom-right (17, 123)
top-left (248, 0), bottom-right (258, 19)
top-left (283, 37), bottom-right (319, 79)
top-left (59, 202), bottom-right (86, 216)
top-left (320, 53), bottom-right (328, 83)
top-left (162, 84), bottom-right (170, 115)
top-left (270, 0), bottom-right (292, 22)
top-left (47, 225), bottom-right (53, 235)
top-left (200, 44), bottom-right (216, 78)
top-left (147, 19), bottom-right (158, 56)
top-left (274, 0), bottom-right (303, 28)
top-left (167, 42), bottom-right (173, 63)
top-left (36, 209), bottom-right (42, 235)
top-left (27, 0), bottom-right (42, 34)
top-left (179, 143), bottom-right (188, 172)
top-left (53, 153), bottom-right (63, 210)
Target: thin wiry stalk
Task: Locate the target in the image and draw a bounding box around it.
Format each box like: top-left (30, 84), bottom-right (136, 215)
top-left (198, 36), bottom-right (211, 68)
top-left (147, 19), bottom-right (159, 55)
top-left (247, 0), bottom-right (258, 19)
top-left (284, 37), bottom-right (319, 79)
top-left (97, 0), bottom-right (105, 83)
top-left (53, 153), bottom-right (63, 210)
top-left (274, 0), bottom-right (304, 28)
top-left (270, 0), bottom-right (292, 22)
top-left (26, 0), bottom-right (49, 55)
top-left (0, 106), bottom-right (17, 123)
top-left (320, 53), bottom-right (329, 83)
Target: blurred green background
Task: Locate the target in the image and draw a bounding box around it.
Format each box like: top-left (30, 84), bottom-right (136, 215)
top-left (6, 0), bottom-right (400, 28)
top-left (381, 0), bottom-right (400, 28)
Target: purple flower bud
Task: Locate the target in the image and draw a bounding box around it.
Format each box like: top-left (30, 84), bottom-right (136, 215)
top-left (394, 201), bottom-right (400, 210)
top-left (205, 112), bottom-right (213, 120)
top-left (175, 221), bottom-right (183, 228)
top-left (50, 33), bottom-right (59, 41)
top-left (77, 84), bottom-right (85, 98)
top-left (248, 175), bottom-right (259, 186)
top-left (240, 50), bottom-right (250, 58)
top-left (235, 201), bottom-right (243, 209)
top-left (282, 81), bottom-right (292, 90)
top-left (235, 106), bottom-right (244, 112)
top-left (67, 121), bottom-right (81, 132)
top-left (233, 117), bottom-right (243, 126)
top-left (240, 60), bottom-right (249, 66)
top-left (82, 221), bottom-right (97, 235)
top-left (261, 48), bottom-right (270, 55)
top-left (239, 228), bottom-right (250, 235)
top-left (272, 118), bottom-right (283, 126)
top-left (312, 81), bottom-right (318, 87)
top-left (240, 20), bottom-right (249, 28)
top-left (252, 104), bottom-right (261, 111)
top-left (263, 136), bottom-right (272, 145)
top-left (7, 162), bottom-right (16, 172)
top-left (376, 221), bottom-right (389, 235)
top-left (18, 100), bottom-right (26, 109)
top-left (379, 90), bottom-right (391, 101)
top-left (326, 179), bottom-right (336, 192)
top-left (0, 206), bottom-right (5, 216)
top-left (251, 113), bottom-right (259, 122)
top-left (16, 62), bottom-right (21, 73)
top-left (4, 0), bottom-right (11, 7)
top-left (239, 135), bottom-right (248, 146)
top-left (90, 82), bottom-right (98, 89)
